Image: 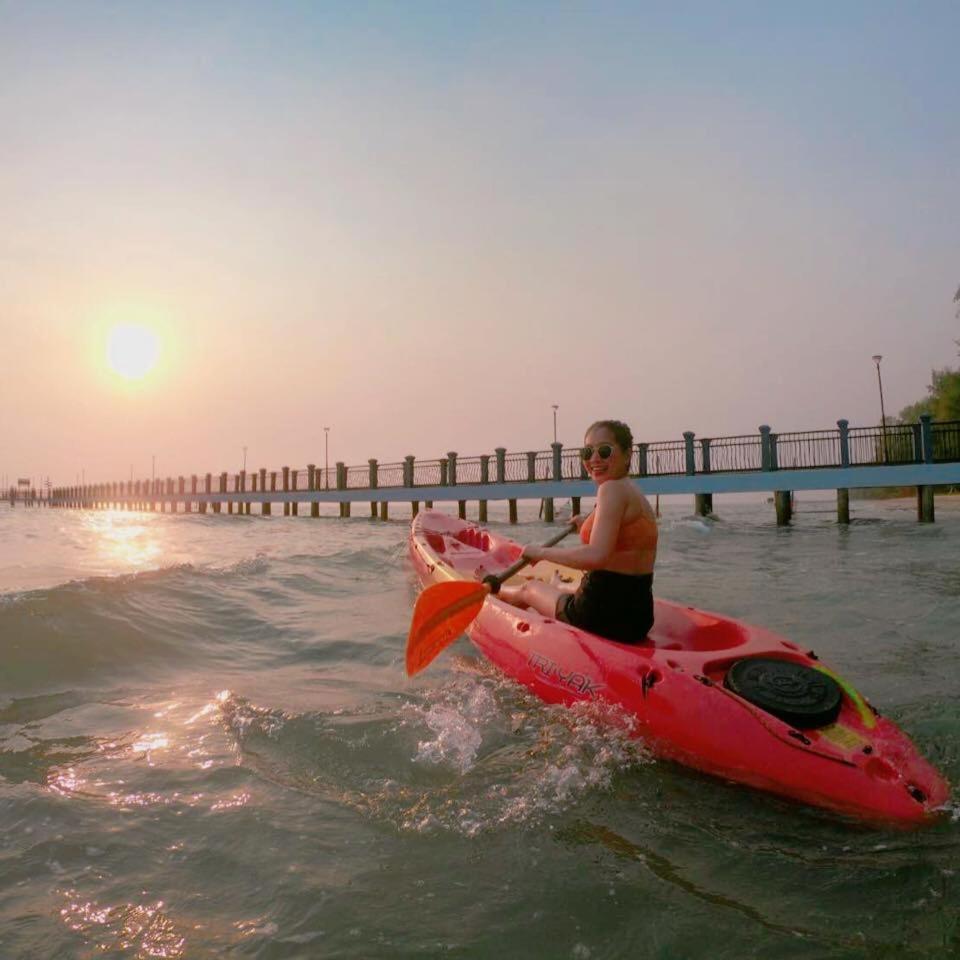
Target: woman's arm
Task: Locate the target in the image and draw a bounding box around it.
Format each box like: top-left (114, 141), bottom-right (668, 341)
top-left (524, 484), bottom-right (627, 570)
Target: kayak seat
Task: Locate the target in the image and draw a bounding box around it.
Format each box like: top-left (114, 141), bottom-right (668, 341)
top-left (651, 605), bottom-right (750, 652)
top-left (425, 532), bottom-right (446, 553)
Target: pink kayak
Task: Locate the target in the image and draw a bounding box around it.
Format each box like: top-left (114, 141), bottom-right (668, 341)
top-left (408, 510), bottom-right (950, 826)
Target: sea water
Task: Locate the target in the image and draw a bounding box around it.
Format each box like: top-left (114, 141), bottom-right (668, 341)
top-left (1, 497), bottom-right (958, 959)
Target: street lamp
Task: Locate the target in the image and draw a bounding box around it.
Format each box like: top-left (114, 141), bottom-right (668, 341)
top-left (551, 404), bottom-right (559, 444)
top-left (324, 426), bottom-right (330, 490)
top-left (242, 445), bottom-right (247, 472)
top-left (872, 355), bottom-right (888, 462)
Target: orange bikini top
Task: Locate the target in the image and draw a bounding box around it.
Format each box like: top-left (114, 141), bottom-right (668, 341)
top-left (580, 510), bottom-right (658, 552)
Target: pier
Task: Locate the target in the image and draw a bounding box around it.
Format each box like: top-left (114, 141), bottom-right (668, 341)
top-left (35, 415), bottom-right (960, 525)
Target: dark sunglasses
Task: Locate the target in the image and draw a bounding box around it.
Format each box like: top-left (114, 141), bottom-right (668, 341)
top-left (581, 443), bottom-right (615, 461)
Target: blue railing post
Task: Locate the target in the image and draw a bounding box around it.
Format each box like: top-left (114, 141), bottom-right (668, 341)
top-left (447, 451), bottom-right (458, 486)
top-left (480, 454), bottom-right (490, 484)
top-left (920, 415), bottom-right (934, 464)
top-left (336, 462), bottom-right (345, 490)
top-left (551, 442), bottom-right (562, 481)
top-left (495, 447), bottom-right (506, 483)
top-left (770, 433), bottom-right (779, 471)
top-left (701, 438), bottom-right (712, 474)
top-left (683, 432), bottom-right (696, 475)
top-left (368, 459), bottom-right (378, 489)
top-left (837, 419), bottom-right (850, 468)
top-left (759, 425), bottom-right (772, 471)
top-left (526, 452), bottom-right (537, 482)
top-left (404, 455), bottom-right (415, 487)
top-left (439, 458), bottom-right (448, 486)
top-left (638, 442), bottom-right (648, 477)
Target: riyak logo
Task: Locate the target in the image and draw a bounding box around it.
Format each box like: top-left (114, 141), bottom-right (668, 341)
top-left (528, 652), bottom-right (604, 700)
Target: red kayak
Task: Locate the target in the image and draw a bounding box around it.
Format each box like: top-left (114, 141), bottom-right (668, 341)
top-left (408, 510), bottom-right (950, 826)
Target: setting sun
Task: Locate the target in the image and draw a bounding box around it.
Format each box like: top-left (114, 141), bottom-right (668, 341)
top-left (106, 324), bottom-right (161, 380)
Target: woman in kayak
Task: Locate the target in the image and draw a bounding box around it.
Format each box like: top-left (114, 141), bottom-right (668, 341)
top-left (499, 419), bottom-right (657, 644)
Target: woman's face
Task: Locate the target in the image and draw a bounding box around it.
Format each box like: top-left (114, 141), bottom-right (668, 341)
top-left (581, 426), bottom-right (629, 484)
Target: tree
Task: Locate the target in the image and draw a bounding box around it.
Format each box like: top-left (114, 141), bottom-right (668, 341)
top-left (955, 284), bottom-right (960, 353)
top-left (899, 368), bottom-right (960, 422)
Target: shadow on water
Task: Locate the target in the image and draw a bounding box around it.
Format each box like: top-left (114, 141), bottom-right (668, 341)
top-left (556, 819), bottom-right (960, 958)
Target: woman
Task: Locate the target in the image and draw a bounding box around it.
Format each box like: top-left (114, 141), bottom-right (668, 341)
top-left (499, 419), bottom-right (657, 644)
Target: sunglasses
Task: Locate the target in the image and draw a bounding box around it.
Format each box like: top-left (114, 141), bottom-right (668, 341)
top-left (581, 443), bottom-right (616, 461)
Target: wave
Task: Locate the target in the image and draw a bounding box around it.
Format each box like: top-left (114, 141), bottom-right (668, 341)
top-left (0, 551), bottom-right (391, 696)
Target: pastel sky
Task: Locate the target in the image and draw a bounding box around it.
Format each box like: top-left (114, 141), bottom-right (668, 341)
top-left (2, 1), bottom-right (958, 487)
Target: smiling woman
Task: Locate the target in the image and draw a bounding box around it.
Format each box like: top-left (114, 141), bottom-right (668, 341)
top-left (106, 324), bottom-right (161, 380)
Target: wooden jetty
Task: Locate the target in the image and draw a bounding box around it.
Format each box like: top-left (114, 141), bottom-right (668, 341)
top-left (32, 415), bottom-right (960, 525)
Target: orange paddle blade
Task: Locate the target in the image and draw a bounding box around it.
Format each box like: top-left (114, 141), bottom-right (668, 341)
top-left (406, 580), bottom-right (491, 676)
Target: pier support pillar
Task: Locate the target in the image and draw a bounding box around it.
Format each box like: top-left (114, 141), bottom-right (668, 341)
top-left (479, 500), bottom-right (487, 522)
top-left (508, 499), bottom-right (518, 524)
top-left (458, 500), bottom-right (466, 520)
top-left (837, 488), bottom-right (850, 524)
top-left (543, 497), bottom-right (555, 522)
top-left (774, 491), bottom-right (792, 526)
top-left (572, 496), bottom-right (581, 516)
top-left (694, 493), bottom-right (713, 517)
top-left (412, 501), bottom-right (419, 517)
top-left (339, 502), bottom-right (351, 518)
top-left (371, 502), bottom-right (378, 519)
top-left (379, 501), bottom-right (388, 521)
top-left (262, 501), bottom-right (271, 516)
top-left (425, 500), bottom-right (433, 509)
top-left (917, 486), bottom-right (935, 523)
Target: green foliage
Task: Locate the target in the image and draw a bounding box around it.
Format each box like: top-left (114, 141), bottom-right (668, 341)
top-left (898, 368), bottom-right (960, 422)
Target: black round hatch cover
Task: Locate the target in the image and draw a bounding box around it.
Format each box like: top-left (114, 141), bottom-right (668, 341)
top-left (724, 658), bottom-right (842, 729)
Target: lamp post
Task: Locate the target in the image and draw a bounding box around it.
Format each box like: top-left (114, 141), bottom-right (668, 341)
top-left (324, 426), bottom-right (330, 490)
top-left (552, 404), bottom-right (559, 444)
top-left (242, 445), bottom-right (247, 472)
top-left (872, 355), bottom-right (888, 463)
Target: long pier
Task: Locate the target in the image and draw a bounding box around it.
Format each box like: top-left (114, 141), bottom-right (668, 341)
top-left (29, 415), bottom-right (960, 525)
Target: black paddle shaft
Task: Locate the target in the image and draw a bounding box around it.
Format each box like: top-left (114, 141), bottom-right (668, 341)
top-left (482, 522), bottom-right (576, 594)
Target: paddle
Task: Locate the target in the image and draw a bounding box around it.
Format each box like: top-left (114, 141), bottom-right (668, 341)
top-left (405, 522), bottom-right (576, 676)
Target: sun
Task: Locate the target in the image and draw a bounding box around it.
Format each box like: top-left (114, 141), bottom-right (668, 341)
top-left (106, 324), bottom-right (161, 380)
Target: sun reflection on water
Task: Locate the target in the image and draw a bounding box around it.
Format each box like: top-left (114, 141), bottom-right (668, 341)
top-left (60, 890), bottom-right (186, 958)
top-left (82, 510), bottom-right (163, 571)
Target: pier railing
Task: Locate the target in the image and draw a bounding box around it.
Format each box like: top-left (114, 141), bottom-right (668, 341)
top-left (45, 415), bottom-right (960, 506)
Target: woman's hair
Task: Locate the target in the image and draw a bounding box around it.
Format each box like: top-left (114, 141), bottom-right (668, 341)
top-left (585, 419), bottom-right (634, 453)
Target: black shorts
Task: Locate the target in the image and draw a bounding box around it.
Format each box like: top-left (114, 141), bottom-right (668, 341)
top-left (556, 570), bottom-right (654, 645)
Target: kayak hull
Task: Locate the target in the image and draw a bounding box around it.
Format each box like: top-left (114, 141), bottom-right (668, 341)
top-left (408, 511), bottom-right (950, 826)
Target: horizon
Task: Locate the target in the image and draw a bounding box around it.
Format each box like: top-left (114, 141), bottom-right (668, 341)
top-left (2, 1), bottom-right (958, 487)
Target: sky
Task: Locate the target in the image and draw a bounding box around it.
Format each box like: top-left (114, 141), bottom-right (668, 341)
top-left (1, 0), bottom-right (958, 487)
